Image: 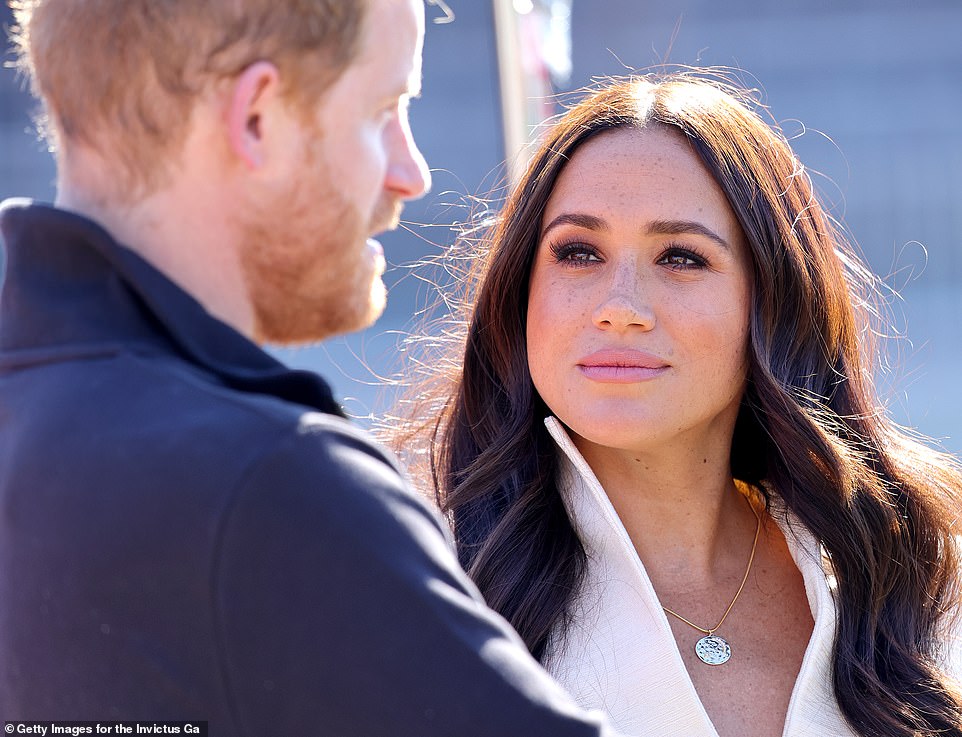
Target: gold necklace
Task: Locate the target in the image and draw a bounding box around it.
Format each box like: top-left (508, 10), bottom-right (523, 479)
top-left (661, 493), bottom-right (762, 666)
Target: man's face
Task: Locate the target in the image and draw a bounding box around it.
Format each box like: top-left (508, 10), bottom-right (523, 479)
top-left (240, 0), bottom-right (430, 345)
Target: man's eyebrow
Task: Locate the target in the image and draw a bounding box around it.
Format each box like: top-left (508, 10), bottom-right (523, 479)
top-left (645, 219), bottom-right (731, 250)
top-left (541, 213), bottom-right (609, 238)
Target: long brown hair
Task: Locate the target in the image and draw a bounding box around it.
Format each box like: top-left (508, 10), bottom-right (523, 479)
top-left (388, 72), bottom-right (962, 736)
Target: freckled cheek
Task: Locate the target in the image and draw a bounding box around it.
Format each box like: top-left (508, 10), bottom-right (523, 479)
top-left (528, 278), bottom-right (586, 343)
top-left (525, 289), bottom-right (550, 368)
top-left (667, 300), bottom-right (751, 367)
top-left (526, 278), bottom-right (588, 402)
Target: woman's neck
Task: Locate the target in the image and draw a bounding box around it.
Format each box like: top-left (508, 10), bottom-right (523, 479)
top-left (572, 431), bottom-right (758, 588)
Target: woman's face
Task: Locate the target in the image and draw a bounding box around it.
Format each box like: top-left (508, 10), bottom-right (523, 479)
top-left (526, 125), bottom-right (753, 454)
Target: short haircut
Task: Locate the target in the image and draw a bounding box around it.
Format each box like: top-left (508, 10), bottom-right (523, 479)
top-left (10, 0), bottom-right (367, 198)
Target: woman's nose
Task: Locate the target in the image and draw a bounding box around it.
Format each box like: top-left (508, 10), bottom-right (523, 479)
top-left (591, 269), bottom-right (655, 331)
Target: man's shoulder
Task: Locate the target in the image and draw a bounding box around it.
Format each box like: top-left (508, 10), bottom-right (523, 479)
top-left (224, 407), bottom-right (427, 539)
top-left (113, 348), bottom-right (416, 515)
top-left (3, 343), bottom-right (406, 504)
top-left (143, 355), bottom-right (407, 485)
top-left (13, 344), bottom-right (327, 438)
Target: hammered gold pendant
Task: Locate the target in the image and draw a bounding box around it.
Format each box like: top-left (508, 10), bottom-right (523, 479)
top-left (694, 634), bottom-right (732, 665)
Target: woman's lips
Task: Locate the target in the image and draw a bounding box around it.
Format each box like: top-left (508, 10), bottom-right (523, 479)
top-left (577, 349), bottom-right (670, 383)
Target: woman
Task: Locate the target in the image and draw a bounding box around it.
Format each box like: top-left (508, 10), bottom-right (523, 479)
top-left (390, 73), bottom-right (962, 736)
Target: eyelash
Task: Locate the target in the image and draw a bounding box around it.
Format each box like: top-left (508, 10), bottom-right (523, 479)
top-left (546, 240), bottom-right (710, 271)
top-left (548, 240), bottom-right (601, 265)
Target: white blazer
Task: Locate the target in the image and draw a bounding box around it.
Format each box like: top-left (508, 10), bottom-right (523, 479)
top-left (542, 417), bottom-right (961, 737)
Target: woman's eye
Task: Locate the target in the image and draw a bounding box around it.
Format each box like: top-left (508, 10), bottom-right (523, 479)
top-left (549, 242), bottom-right (602, 265)
top-left (658, 247), bottom-right (707, 270)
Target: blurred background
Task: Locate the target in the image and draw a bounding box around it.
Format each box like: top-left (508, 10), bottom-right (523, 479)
top-left (2, 0), bottom-right (960, 455)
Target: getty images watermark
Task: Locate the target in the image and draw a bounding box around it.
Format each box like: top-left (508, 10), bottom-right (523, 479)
top-left (4, 724), bottom-right (207, 736)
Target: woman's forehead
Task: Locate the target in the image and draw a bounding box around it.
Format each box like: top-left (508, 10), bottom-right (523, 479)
top-left (542, 127), bottom-right (737, 229)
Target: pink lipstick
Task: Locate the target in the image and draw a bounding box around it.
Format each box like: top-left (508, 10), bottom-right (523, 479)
top-left (577, 349), bottom-right (669, 383)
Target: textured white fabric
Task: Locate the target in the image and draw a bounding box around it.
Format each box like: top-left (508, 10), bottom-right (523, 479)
top-left (543, 416), bottom-right (927, 737)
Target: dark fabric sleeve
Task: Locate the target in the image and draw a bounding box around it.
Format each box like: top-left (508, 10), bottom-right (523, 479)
top-left (212, 416), bottom-right (624, 737)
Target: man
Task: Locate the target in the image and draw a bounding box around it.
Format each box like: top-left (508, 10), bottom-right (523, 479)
top-left (0, 1), bottom-right (623, 734)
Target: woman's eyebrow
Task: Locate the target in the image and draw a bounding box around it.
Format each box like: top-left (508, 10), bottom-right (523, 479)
top-left (646, 219), bottom-right (731, 250)
top-left (541, 213), bottom-right (609, 238)
top-left (542, 214), bottom-right (731, 251)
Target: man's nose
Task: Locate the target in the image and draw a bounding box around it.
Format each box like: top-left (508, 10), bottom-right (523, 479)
top-left (385, 115), bottom-right (431, 201)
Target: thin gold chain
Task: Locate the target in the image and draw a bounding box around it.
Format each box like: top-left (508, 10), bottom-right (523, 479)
top-left (661, 493), bottom-right (762, 636)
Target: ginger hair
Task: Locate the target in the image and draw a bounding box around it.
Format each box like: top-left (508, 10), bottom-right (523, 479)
top-left (10, 0), bottom-right (366, 199)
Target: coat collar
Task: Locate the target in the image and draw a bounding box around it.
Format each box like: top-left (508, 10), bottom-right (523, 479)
top-left (0, 199), bottom-right (344, 417)
top-left (541, 415), bottom-right (853, 736)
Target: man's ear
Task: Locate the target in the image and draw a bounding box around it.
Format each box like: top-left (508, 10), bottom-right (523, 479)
top-left (225, 61), bottom-right (283, 169)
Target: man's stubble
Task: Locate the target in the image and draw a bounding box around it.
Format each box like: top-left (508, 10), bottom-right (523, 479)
top-left (238, 138), bottom-right (400, 346)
